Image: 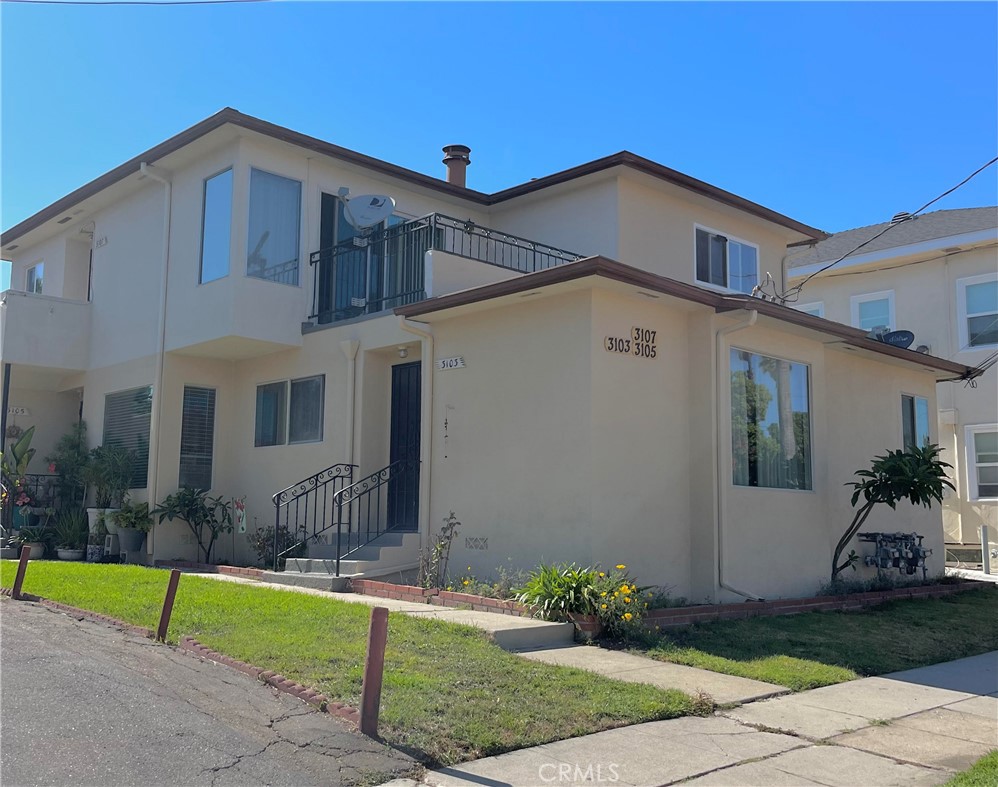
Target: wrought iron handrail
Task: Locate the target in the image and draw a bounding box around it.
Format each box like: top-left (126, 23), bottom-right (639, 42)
top-left (308, 213), bottom-right (583, 324)
top-left (329, 458), bottom-right (420, 577)
top-left (271, 463), bottom-right (356, 570)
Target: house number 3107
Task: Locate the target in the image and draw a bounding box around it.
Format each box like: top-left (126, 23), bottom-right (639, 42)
top-left (604, 327), bottom-right (658, 359)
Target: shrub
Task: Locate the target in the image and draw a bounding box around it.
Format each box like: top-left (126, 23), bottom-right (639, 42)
top-left (515, 563), bottom-right (599, 621)
top-left (591, 564), bottom-right (651, 640)
top-left (248, 524), bottom-right (306, 569)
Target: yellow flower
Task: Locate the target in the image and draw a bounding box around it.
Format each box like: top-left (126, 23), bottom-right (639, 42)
top-left (463, 580), bottom-right (470, 586)
top-left (624, 597), bottom-right (631, 603)
top-left (600, 591), bottom-right (607, 597)
top-left (620, 585), bottom-right (630, 593)
top-left (624, 612), bottom-right (633, 621)
top-left (467, 566), bottom-right (471, 571)
top-left (616, 564), bottom-right (626, 570)
top-left (598, 572), bottom-right (605, 577)
top-left (601, 604), bottom-right (607, 610)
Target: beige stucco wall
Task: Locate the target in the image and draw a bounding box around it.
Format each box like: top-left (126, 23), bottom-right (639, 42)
top-left (790, 245), bottom-right (998, 545)
top-left (5, 387), bottom-right (79, 475)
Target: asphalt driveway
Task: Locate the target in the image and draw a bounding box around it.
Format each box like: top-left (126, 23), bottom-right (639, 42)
top-left (0, 599), bottom-right (416, 786)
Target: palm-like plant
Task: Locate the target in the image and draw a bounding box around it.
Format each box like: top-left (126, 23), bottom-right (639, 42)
top-left (832, 444), bottom-right (954, 582)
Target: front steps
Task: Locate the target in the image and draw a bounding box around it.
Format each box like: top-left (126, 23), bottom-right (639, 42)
top-left (262, 530), bottom-right (420, 590)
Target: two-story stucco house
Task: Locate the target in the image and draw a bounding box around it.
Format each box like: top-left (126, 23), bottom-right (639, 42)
top-left (787, 208), bottom-right (998, 563)
top-left (0, 109), bottom-right (978, 600)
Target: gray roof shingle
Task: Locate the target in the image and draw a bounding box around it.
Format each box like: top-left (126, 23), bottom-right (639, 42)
top-left (787, 207), bottom-right (998, 268)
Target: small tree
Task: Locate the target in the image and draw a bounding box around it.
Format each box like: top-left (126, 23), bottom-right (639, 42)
top-left (832, 444), bottom-right (953, 582)
top-left (152, 487), bottom-right (233, 564)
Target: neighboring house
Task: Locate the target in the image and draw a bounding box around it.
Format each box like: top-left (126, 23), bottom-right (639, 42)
top-left (787, 208), bottom-right (998, 553)
top-left (0, 109), bottom-right (977, 600)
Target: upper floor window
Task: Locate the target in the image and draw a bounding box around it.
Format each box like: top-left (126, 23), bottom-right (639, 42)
top-left (850, 290), bottom-right (894, 333)
top-left (695, 227), bottom-right (759, 295)
top-left (796, 302), bottom-right (824, 318)
top-left (966, 425), bottom-right (998, 500)
top-left (247, 168), bottom-right (301, 286)
top-left (901, 394), bottom-right (930, 452)
top-left (26, 263), bottom-right (43, 294)
top-left (957, 273), bottom-right (998, 350)
top-left (200, 169), bottom-right (233, 284)
top-left (730, 348), bottom-right (812, 491)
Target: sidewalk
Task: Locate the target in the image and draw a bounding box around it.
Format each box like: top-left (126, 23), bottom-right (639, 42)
top-left (401, 651), bottom-right (997, 786)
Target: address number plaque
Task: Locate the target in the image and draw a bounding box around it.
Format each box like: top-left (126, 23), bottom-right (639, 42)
top-left (604, 327), bottom-right (658, 359)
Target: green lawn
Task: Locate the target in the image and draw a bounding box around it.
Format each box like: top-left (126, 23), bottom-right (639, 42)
top-left (632, 588), bottom-right (998, 692)
top-left (0, 561), bottom-right (693, 766)
top-left (945, 750), bottom-right (998, 787)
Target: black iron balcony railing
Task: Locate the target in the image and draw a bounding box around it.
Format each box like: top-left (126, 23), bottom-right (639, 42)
top-left (309, 214), bottom-right (582, 324)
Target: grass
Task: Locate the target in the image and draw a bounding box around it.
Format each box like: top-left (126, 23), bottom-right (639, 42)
top-left (0, 561), bottom-right (693, 766)
top-left (945, 751), bottom-right (998, 787)
top-left (632, 587), bottom-right (998, 691)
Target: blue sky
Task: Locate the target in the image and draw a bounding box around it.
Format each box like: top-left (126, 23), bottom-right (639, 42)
top-left (2, 1), bottom-right (996, 288)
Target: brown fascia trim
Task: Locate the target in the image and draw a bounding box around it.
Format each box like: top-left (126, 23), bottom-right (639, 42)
top-left (395, 256), bottom-right (974, 379)
top-left (3, 110), bottom-right (826, 248)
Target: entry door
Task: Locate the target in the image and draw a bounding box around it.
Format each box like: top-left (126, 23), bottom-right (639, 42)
top-left (388, 362), bottom-right (421, 531)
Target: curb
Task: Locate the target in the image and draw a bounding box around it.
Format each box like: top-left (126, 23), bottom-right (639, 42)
top-left (178, 636), bottom-right (361, 725)
top-left (2, 590), bottom-right (362, 728)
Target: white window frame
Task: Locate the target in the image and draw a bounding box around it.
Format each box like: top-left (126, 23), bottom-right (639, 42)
top-left (693, 224), bottom-right (761, 295)
top-left (198, 167), bottom-right (233, 285)
top-left (850, 290), bottom-right (895, 333)
top-left (966, 423), bottom-right (998, 501)
top-left (956, 272), bottom-right (998, 351)
top-left (25, 262), bottom-right (43, 294)
top-left (796, 301), bottom-right (824, 318)
top-left (900, 393), bottom-right (931, 451)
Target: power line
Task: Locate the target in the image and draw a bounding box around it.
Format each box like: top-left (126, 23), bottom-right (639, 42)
top-left (2, 0), bottom-right (273, 5)
top-left (778, 155), bottom-right (998, 304)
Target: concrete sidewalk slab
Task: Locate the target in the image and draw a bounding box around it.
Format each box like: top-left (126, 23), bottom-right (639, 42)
top-left (696, 745), bottom-right (947, 787)
top-left (515, 645), bottom-right (785, 705)
top-left (893, 706), bottom-right (998, 746)
top-left (831, 721), bottom-right (993, 772)
top-left (943, 694), bottom-right (998, 718)
top-left (724, 697), bottom-right (873, 739)
top-left (879, 650), bottom-right (998, 695)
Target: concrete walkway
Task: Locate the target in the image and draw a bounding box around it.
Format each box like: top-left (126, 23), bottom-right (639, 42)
top-left (397, 651), bottom-right (998, 786)
top-left (189, 572), bottom-right (779, 703)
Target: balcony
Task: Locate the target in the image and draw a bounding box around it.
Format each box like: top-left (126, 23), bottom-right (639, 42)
top-left (0, 290), bottom-right (91, 371)
top-left (308, 214), bottom-right (583, 325)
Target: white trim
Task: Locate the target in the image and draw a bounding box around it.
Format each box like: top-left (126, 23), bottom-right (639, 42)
top-left (693, 223), bottom-right (761, 295)
top-left (788, 227), bottom-right (998, 280)
top-left (25, 261), bottom-right (43, 294)
top-left (965, 423), bottom-right (998, 501)
top-left (198, 167), bottom-right (233, 286)
top-left (795, 301), bottom-right (824, 318)
top-left (956, 271), bottom-right (998, 351)
top-left (850, 289), bottom-right (895, 332)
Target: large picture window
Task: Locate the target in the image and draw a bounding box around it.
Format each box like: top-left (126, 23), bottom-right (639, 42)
top-left (695, 227), bottom-right (759, 294)
top-left (247, 168), bottom-right (302, 286)
top-left (179, 387), bottom-right (216, 489)
top-left (731, 349), bottom-right (812, 490)
top-left (103, 386), bottom-right (153, 488)
top-left (199, 169), bottom-right (232, 284)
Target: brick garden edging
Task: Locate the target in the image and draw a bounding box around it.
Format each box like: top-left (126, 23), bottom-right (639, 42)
top-left (348, 578), bottom-right (984, 628)
top-left (644, 581), bottom-right (980, 629)
top-left (154, 560), bottom-right (264, 579)
top-left (178, 637), bottom-right (361, 725)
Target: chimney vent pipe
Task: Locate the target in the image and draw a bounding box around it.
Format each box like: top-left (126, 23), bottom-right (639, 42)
top-left (442, 144), bottom-right (471, 187)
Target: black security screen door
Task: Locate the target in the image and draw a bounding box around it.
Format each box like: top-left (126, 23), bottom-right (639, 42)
top-left (388, 362), bottom-right (421, 530)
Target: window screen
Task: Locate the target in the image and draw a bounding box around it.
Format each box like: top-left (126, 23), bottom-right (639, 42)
top-left (179, 387), bottom-right (216, 489)
top-left (103, 386), bottom-right (153, 488)
top-left (289, 376), bottom-right (324, 443)
top-left (255, 381), bottom-right (287, 447)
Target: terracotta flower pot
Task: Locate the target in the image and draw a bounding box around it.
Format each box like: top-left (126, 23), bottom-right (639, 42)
top-left (566, 612), bottom-right (604, 643)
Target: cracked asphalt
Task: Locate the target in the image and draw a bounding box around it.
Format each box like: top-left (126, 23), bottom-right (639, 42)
top-left (0, 599), bottom-right (417, 787)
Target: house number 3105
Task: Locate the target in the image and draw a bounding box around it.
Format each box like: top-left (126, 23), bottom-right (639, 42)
top-left (604, 327), bottom-right (658, 359)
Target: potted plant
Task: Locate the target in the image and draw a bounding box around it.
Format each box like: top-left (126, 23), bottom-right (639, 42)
top-left (110, 499), bottom-right (152, 561)
top-left (86, 513), bottom-right (108, 563)
top-left (17, 524), bottom-right (51, 559)
top-left (83, 445), bottom-right (134, 534)
top-left (54, 508), bottom-right (88, 560)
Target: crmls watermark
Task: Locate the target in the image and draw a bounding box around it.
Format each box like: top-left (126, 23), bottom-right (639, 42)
top-left (538, 762), bottom-right (621, 783)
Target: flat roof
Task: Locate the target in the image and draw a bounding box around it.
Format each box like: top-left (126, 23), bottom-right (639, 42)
top-left (395, 256), bottom-right (977, 381)
top-left (3, 108), bottom-right (826, 248)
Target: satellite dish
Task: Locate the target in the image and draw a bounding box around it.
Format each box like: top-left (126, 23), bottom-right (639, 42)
top-left (344, 195), bottom-right (396, 231)
top-left (878, 330), bottom-right (915, 349)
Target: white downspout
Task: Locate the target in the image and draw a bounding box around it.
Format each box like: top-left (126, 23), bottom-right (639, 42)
top-left (398, 317), bottom-right (434, 541)
top-left (340, 340), bottom-right (360, 465)
top-left (714, 308), bottom-right (765, 601)
top-left (139, 162), bottom-right (172, 560)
